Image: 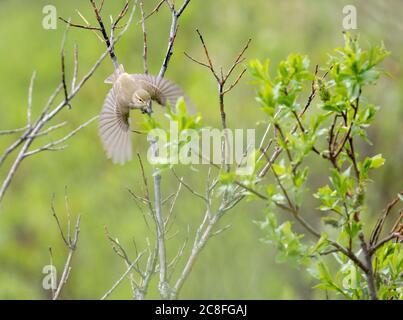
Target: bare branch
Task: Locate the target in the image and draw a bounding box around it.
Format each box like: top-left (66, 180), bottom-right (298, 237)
top-left (27, 71), bottom-right (36, 128)
top-left (183, 52), bottom-right (210, 69)
top-left (51, 194), bottom-right (69, 247)
top-left (211, 224), bottom-right (232, 237)
top-left (167, 226), bottom-right (189, 281)
top-left (223, 67), bottom-right (247, 94)
top-left (111, 1), bottom-right (130, 32)
top-left (24, 116), bottom-right (98, 158)
top-left (28, 121), bottom-right (68, 138)
top-left (159, 21), bottom-right (179, 78)
top-left (176, 0), bottom-right (191, 17)
top-left (139, 0), bottom-right (192, 299)
top-left (71, 44), bottom-right (79, 91)
top-left (60, 20), bottom-right (71, 109)
top-left (165, 182), bottom-right (182, 229)
top-left (41, 83), bottom-right (63, 118)
top-left (101, 252), bottom-right (145, 300)
top-left (223, 38), bottom-right (251, 83)
top-left (74, 9), bottom-right (104, 42)
top-left (186, 29), bottom-right (251, 142)
top-left (89, 0), bottom-right (122, 69)
top-left (51, 192), bottom-right (81, 300)
top-left (58, 17), bottom-right (102, 31)
top-left (171, 169), bottom-right (208, 203)
top-left (191, 29), bottom-right (219, 81)
top-left (0, 126), bottom-right (28, 136)
top-left (140, 1), bottom-right (148, 74)
top-left (370, 232), bottom-right (402, 254)
top-left (142, 0), bottom-right (165, 21)
top-left (370, 191), bottom-right (402, 246)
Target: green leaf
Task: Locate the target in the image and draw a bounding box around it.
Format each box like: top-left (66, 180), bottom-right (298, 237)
top-left (272, 163), bottom-right (286, 176)
top-left (369, 154), bottom-right (385, 169)
top-left (249, 59), bottom-right (270, 81)
top-left (309, 233), bottom-right (329, 255)
top-left (322, 216), bottom-right (340, 228)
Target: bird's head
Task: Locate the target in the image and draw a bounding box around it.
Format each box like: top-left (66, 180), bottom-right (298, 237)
top-left (131, 89), bottom-right (151, 108)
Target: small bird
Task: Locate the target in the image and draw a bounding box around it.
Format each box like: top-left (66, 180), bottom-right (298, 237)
top-left (99, 65), bottom-right (190, 164)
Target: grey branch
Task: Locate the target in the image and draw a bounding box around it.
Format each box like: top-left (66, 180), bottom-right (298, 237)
top-left (27, 71), bottom-right (36, 128)
top-left (0, 126), bottom-right (28, 136)
top-left (28, 121), bottom-right (68, 138)
top-left (24, 116), bottom-right (98, 158)
top-left (142, 0), bottom-right (191, 299)
top-left (51, 191), bottom-right (81, 300)
top-left (140, 1), bottom-right (149, 74)
top-left (101, 251), bottom-right (145, 300)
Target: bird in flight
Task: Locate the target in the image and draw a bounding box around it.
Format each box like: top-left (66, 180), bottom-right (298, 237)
top-left (99, 65), bottom-right (191, 164)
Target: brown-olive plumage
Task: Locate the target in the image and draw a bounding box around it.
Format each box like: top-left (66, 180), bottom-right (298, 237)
top-left (99, 65), bottom-right (190, 164)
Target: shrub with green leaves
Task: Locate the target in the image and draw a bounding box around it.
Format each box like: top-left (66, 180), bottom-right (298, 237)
top-left (131, 32), bottom-right (401, 300)
top-left (249, 33), bottom-right (402, 300)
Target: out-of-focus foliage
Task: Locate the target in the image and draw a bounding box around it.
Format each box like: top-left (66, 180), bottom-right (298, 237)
top-left (0, 0), bottom-right (402, 299)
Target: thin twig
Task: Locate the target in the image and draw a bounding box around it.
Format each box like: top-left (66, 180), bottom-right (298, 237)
top-left (171, 170), bottom-right (208, 203)
top-left (60, 20), bottom-right (71, 109)
top-left (141, 0), bottom-right (165, 21)
top-left (58, 17), bottom-right (102, 31)
top-left (71, 44), bottom-right (79, 91)
top-left (24, 116), bottom-right (98, 158)
top-left (101, 252), bottom-right (145, 300)
top-left (370, 232), bottom-right (401, 254)
top-left (51, 192), bottom-right (81, 300)
top-left (27, 72), bottom-right (36, 128)
top-left (140, 1), bottom-right (148, 74)
top-left (370, 192), bottom-right (402, 246)
top-left (28, 122), bottom-right (68, 138)
top-left (0, 126), bottom-right (28, 136)
top-left (89, 0), bottom-right (120, 69)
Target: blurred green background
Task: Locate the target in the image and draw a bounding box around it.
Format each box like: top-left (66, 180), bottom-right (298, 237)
top-left (0, 0), bottom-right (401, 299)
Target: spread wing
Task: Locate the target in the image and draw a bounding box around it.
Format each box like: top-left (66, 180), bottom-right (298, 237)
top-left (99, 88), bottom-right (132, 164)
top-left (130, 74), bottom-right (194, 112)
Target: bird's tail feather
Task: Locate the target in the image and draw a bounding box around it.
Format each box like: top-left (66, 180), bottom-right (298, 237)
top-left (104, 64), bottom-right (125, 84)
